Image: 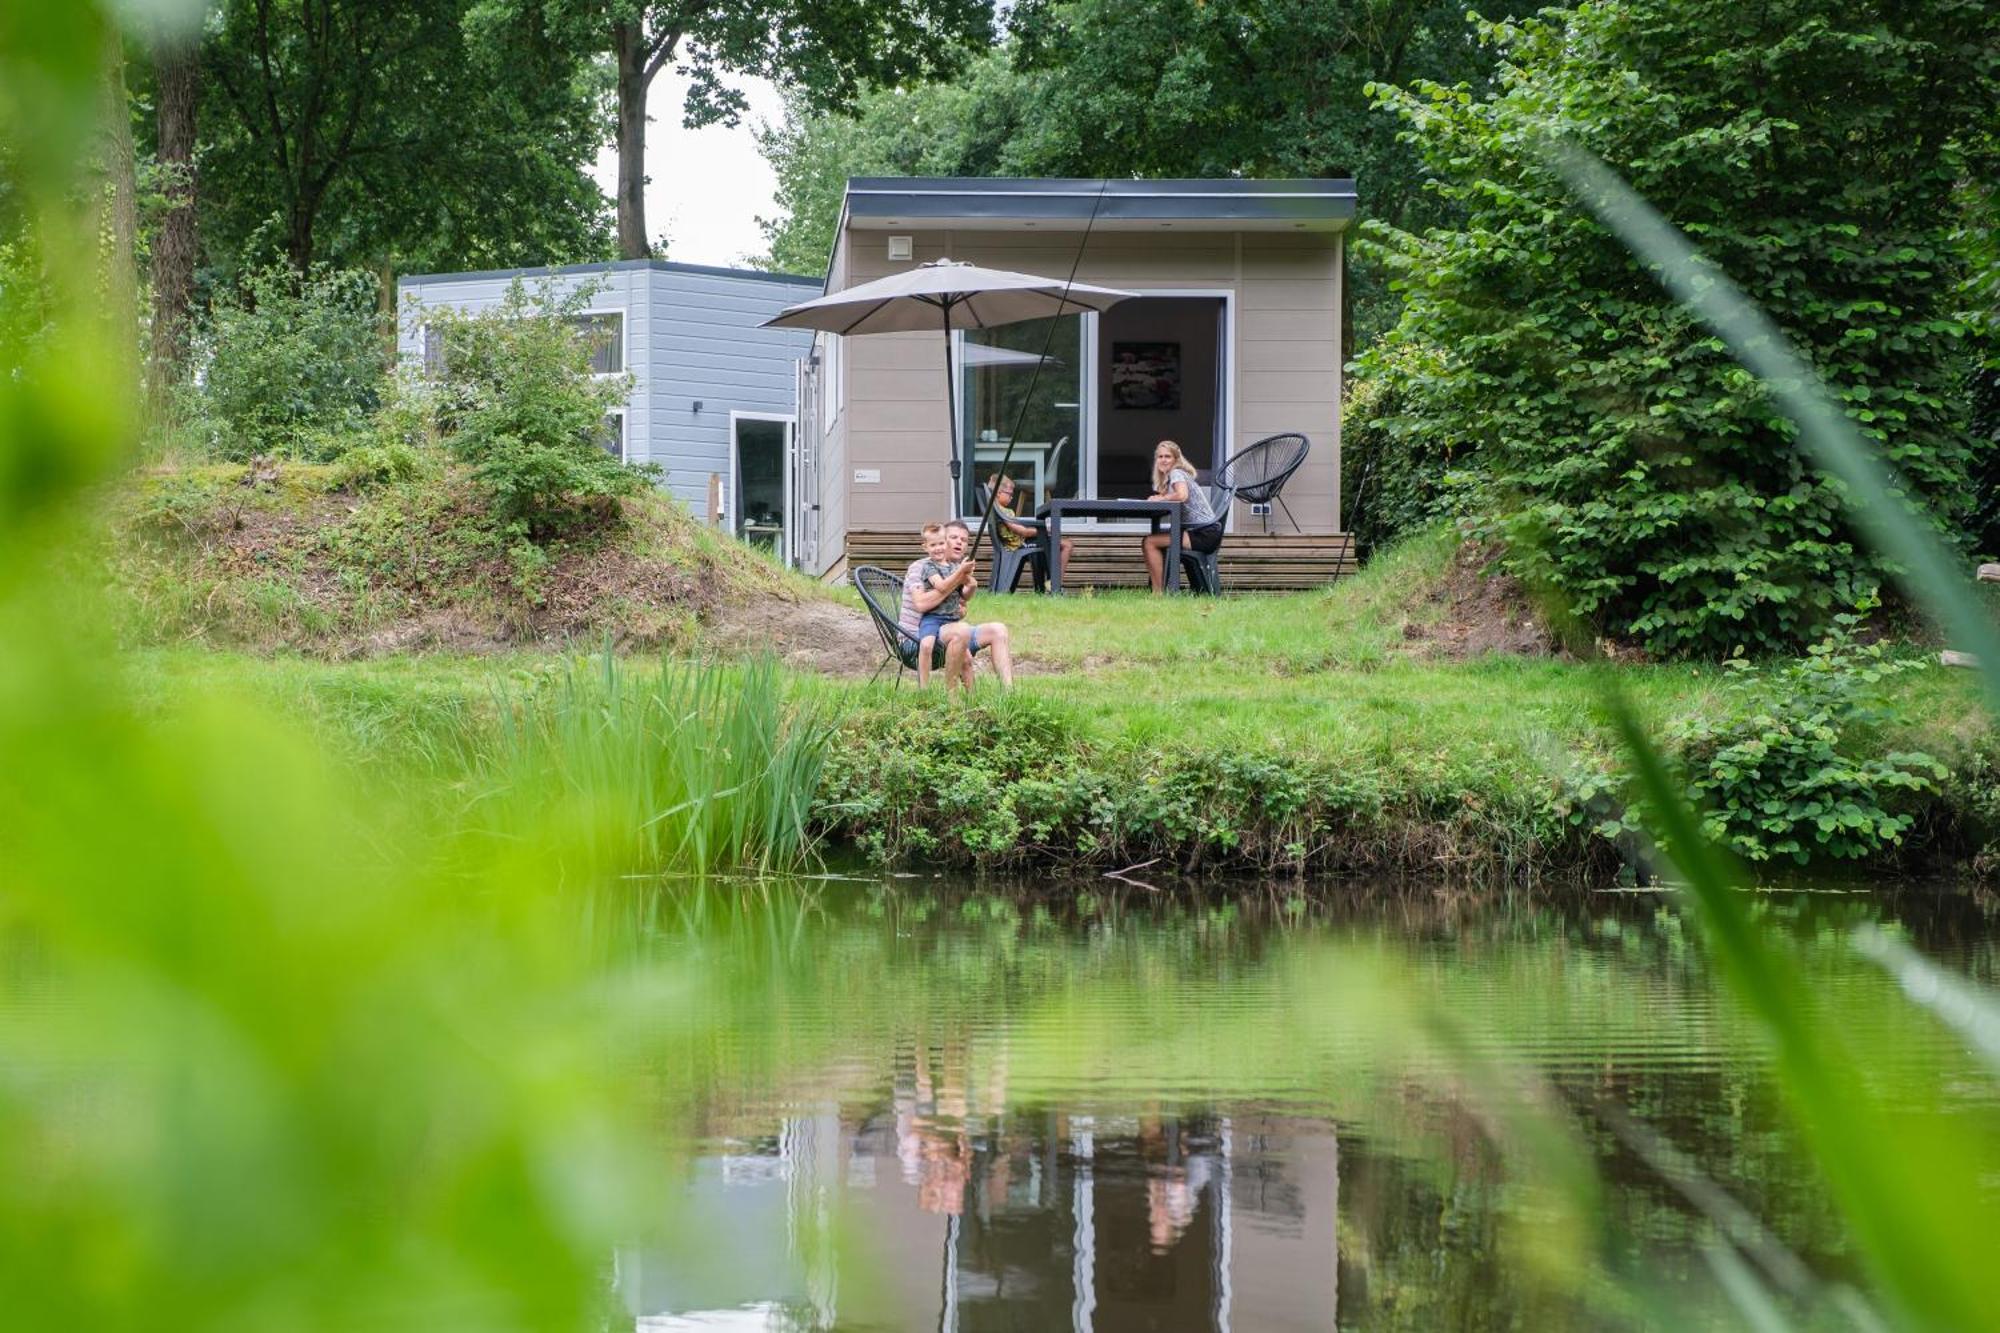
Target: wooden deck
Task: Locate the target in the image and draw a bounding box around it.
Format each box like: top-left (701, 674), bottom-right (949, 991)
top-left (842, 529), bottom-right (1357, 590)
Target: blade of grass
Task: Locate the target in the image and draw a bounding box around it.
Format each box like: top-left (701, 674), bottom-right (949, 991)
top-left (1851, 925), bottom-right (2000, 1078)
top-left (1607, 697), bottom-right (1996, 1330)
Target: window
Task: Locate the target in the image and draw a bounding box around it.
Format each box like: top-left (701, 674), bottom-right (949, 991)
top-left (826, 332), bottom-right (843, 417)
top-left (421, 326), bottom-right (445, 377)
top-left (567, 312), bottom-right (624, 374)
top-left (597, 412), bottom-right (625, 461)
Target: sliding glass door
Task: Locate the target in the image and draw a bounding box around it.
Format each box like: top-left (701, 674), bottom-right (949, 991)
top-left (957, 316), bottom-right (1084, 518)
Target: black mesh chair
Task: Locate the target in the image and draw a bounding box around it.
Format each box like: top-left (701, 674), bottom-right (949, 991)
top-left (852, 565), bottom-right (947, 685)
top-left (1177, 479), bottom-right (1234, 595)
top-left (1217, 433), bottom-right (1310, 532)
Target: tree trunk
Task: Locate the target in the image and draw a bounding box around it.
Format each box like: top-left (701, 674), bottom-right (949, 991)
top-left (149, 31), bottom-right (199, 401)
top-left (613, 20), bottom-right (652, 260)
top-left (98, 25), bottom-right (140, 360)
top-left (287, 197), bottom-right (318, 273)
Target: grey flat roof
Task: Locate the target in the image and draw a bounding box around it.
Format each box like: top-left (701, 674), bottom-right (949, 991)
top-left (844, 176), bottom-right (1356, 231)
top-left (396, 257), bottom-right (822, 288)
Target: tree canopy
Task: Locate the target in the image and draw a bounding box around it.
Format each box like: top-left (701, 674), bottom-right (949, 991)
top-left (1351, 0), bottom-right (2000, 655)
top-left (197, 0), bottom-right (611, 280)
top-left (467, 0), bottom-right (995, 258)
top-left (755, 0), bottom-right (1536, 333)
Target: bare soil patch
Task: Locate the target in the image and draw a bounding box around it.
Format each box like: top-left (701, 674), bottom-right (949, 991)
top-left (702, 594), bottom-right (883, 676)
top-left (1399, 542), bottom-right (1557, 660)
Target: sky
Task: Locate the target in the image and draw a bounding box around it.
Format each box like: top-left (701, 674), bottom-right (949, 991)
top-left (590, 71), bottom-right (788, 271)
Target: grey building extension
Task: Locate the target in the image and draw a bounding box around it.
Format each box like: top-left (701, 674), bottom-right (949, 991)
top-left (395, 259), bottom-right (818, 557)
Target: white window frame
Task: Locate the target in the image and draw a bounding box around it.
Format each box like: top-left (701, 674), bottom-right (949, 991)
top-left (728, 410), bottom-right (796, 565)
top-left (599, 408), bottom-right (628, 463)
top-left (824, 332), bottom-right (843, 424)
top-left (568, 308), bottom-right (628, 377)
top-left (950, 314), bottom-right (1096, 521)
top-left (1085, 288), bottom-right (1236, 533)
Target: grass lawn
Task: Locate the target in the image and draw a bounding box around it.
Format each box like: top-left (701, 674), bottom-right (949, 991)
top-left (124, 520), bottom-right (1988, 802)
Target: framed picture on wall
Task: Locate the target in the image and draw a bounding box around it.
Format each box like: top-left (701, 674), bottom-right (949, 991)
top-left (1109, 341), bottom-right (1181, 410)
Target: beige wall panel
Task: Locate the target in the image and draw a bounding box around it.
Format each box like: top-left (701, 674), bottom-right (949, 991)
top-left (1240, 401), bottom-right (1336, 436)
top-left (1242, 228), bottom-right (1338, 249)
top-left (851, 428), bottom-right (955, 467)
top-left (848, 398), bottom-right (954, 434)
top-left (1238, 339), bottom-right (1340, 374)
top-left (852, 490), bottom-right (958, 529)
top-left (1241, 307), bottom-right (1339, 341)
top-left (848, 333), bottom-right (942, 370)
top-left (1238, 251), bottom-right (1339, 281)
top-left (1241, 278), bottom-right (1339, 311)
top-left (1242, 370), bottom-right (1335, 405)
top-left (850, 368), bottom-right (946, 403)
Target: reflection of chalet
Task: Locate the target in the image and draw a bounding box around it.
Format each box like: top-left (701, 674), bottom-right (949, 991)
top-left (621, 1108), bottom-right (1339, 1330)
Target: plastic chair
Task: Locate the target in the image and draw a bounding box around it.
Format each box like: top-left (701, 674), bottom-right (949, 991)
top-left (1217, 433), bottom-right (1310, 532)
top-left (989, 539), bottom-right (1049, 594)
top-left (852, 565), bottom-right (947, 685)
top-left (1177, 481), bottom-right (1233, 595)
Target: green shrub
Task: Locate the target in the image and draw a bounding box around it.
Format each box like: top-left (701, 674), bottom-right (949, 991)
top-left (1359, 0), bottom-right (1998, 656)
top-left (324, 440), bottom-right (431, 491)
top-left (1572, 607), bottom-right (1948, 864)
top-left (1339, 338), bottom-right (1475, 557)
top-left (198, 264), bottom-right (387, 460)
top-left (415, 280), bottom-right (647, 538)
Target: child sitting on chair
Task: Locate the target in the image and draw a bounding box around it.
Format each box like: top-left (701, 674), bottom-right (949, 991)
top-left (905, 521), bottom-right (971, 687)
top-left (985, 474), bottom-right (1074, 588)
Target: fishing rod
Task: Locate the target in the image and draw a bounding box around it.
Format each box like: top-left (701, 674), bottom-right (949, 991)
top-left (961, 177), bottom-right (1112, 570)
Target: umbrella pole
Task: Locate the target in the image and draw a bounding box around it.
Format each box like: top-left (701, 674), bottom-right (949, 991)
top-left (942, 300), bottom-right (961, 519)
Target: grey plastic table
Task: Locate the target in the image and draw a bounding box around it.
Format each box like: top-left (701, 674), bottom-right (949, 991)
top-left (1034, 498), bottom-right (1183, 593)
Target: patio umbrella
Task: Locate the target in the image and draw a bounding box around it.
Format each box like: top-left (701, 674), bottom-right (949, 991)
top-left (763, 259), bottom-right (1134, 512)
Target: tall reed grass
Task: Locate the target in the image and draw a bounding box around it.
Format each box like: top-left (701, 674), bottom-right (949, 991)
top-left (465, 652), bottom-right (829, 882)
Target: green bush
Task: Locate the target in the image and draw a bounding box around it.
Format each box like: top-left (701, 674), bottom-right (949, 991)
top-left (415, 280), bottom-right (646, 537)
top-left (1359, 0), bottom-right (1999, 656)
top-left (198, 264), bottom-right (387, 460)
top-left (1339, 338), bottom-right (1475, 556)
top-left (1571, 607), bottom-right (1948, 864)
top-left (816, 695), bottom-right (1588, 877)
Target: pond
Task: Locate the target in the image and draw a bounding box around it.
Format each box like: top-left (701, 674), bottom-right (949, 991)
top-left (616, 881), bottom-right (2000, 1331)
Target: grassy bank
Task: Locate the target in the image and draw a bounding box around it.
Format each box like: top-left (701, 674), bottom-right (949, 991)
top-left (123, 606), bottom-right (1996, 886)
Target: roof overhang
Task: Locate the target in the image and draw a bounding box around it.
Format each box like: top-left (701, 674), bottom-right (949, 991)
top-left (843, 177), bottom-right (1356, 233)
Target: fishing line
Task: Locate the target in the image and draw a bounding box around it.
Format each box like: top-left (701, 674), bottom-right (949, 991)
top-left (963, 177), bottom-right (1112, 567)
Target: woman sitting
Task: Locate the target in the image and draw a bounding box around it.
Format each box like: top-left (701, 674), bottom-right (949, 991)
top-left (1141, 440), bottom-right (1222, 593)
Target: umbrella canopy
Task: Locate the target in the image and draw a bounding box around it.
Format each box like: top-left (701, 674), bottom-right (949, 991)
top-left (763, 258), bottom-right (1134, 336)
top-left (764, 257), bottom-right (1133, 547)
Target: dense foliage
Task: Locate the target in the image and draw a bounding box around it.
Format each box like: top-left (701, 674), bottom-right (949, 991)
top-left (1570, 608), bottom-right (1947, 865)
top-left (819, 694), bottom-right (1595, 877)
top-left (194, 265), bottom-right (386, 460)
top-left (1350, 0), bottom-right (2000, 656)
top-left (416, 281), bottom-right (647, 537)
top-left (756, 0), bottom-right (1535, 336)
top-left (192, 0), bottom-right (612, 279)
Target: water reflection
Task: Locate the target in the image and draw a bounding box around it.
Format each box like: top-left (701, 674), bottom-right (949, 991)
top-left (617, 882), bottom-right (2000, 1330)
top-left (625, 1104), bottom-right (1338, 1331)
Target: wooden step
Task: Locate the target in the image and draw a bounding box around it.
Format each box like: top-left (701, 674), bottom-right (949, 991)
top-left (841, 529), bottom-right (1356, 590)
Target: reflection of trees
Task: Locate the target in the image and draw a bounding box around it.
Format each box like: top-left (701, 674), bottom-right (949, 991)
top-left (622, 882), bottom-right (1999, 1325)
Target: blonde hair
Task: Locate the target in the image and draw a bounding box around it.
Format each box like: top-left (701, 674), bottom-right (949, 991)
top-left (1152, 440), bottom-right (1194, 491)
top-left (920, 522), bottom-right (945, 538)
